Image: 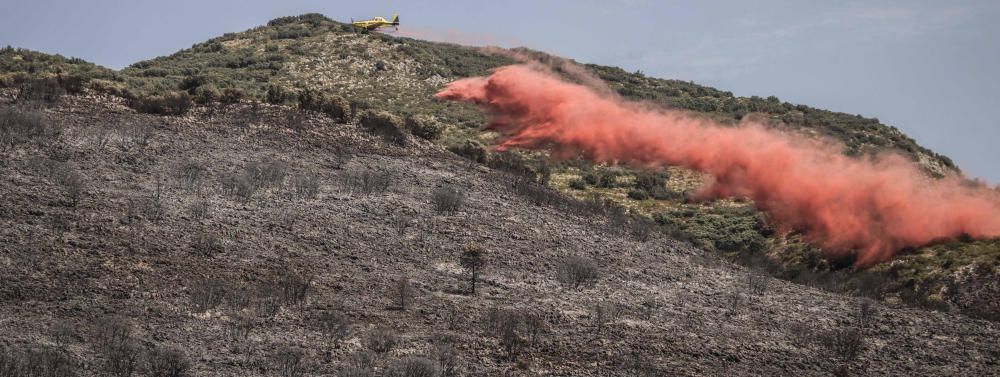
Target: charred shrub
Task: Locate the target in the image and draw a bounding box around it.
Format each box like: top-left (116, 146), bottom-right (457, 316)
top-left (820, 327), bottom-right (865, 362)
top-left (221, 159), bottom-right (289, 201)
top-left (53, 165), bottom-right (86, 207)
top-left (339, 365), bottom-right (375, 377)
top-left (187, 199), bottom-right (210, 220)
top-left (145, 346), bottom-right (191, 377)
top-left (190, 231), bottom-right (223, 256)
top-left (175, 159), bottom-right (206, 192)
top-left (592, 301), bottom-right (623, 334)
top-left (358, 110), bottom-right (407, 145)
top-left (348, 350), bottom-right (377, 370)
top-left (223, 312), bottom-right (257, 342)
top-left (404, 114), bottom-right (444, 141)
top-left (189, 277), bottom-right (227, 312)
top-left (627, 216), bottom-right (658, 242)
top-left (746, 271), bottom-right (771, 296)
top-left (482, 308), bottom-right (545, 361)
top-left (431, 186), bottom-right (465, 214)
top-left (556, 256), bottom-right (599, 289)
top-left (364, 327), bottom-right (400, 354)
top-left (14, 76), bottom-right (65, 103)
top-left (122, 123), bottom-right (155, 150)
top-left (339, 167), bottom-right (393, 195)
top-left (488, 151), bottom-right (550, 184)
top-left (431, 335), bottom-right (460, 377)
top-left (510, 176), bottom-right (565, 207)
top-left (0, 107), bottom-right (51, 150)
top-left (0, 345), bottom-right (79, 377)
top-left (273, 347), bottom-right (306, 377)
top-left (273, 267), bottom-right (313, 307)
top-left (148, 183), bottom-right (166, 221)
top-left (221, 172), bottom-right (257, 202)
top-left (94, 318), bottom-right (141, 377)
top-left (385, 356), bottom-right (439, 377)
top-left (292, 173), bottom-right (321, 199)
top-left (311, 310), bottom-right (351, 347)
top-left (128, 91), bottom-right (192, 115)
top-left (247, 159), bottom-right (289, 188)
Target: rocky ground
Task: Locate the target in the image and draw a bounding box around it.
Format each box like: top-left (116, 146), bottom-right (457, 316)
top-left (1, 94), bottom-right (998, 376)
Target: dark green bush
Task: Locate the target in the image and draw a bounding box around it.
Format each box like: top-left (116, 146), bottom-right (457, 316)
top-left (221, 88), bottom-right (244, 104)
top-left (487, 152), bottom-right (550, 184)
top-left (192, 84), bottom-right (220, 104)
top-left (298, 88), bottom-right (350, 122)
top-left (634, 172), bottom-right (668, 193)
top-left (179, 75), bottom-right (209, 92)
top-left (358, 110), bottom-right (407, 145)
top-left (266, 85), bottom-right (293, 105)
top-left (596, 170), bottom-right (620, 188)
top-left (627, 189), bottom-right (650, 200)
top-left (654, 206), bottom-right (770, 253)
top-left (568, 178), bottom-right (586, 190)
top-left (404, 114), bottom-right (444, 140)
top-left (448, 141), bottom-right (487, 163)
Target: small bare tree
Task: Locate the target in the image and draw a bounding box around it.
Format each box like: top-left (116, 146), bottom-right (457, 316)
top-left (459, 241), bottom-right (487, 295)
top-left (858, 301), bottom-right (876, 328)
top-left (393, 276), bottom-right (416, 310)
top-left (593, 302), bottom-right (622, 334)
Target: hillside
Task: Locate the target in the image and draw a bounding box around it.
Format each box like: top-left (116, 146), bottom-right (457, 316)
top-left (1, 91), bottom-right (998, 376)
top-left (1, 13), bottom-right (999, 374)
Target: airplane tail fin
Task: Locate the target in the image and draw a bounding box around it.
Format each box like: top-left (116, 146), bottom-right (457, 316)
top-left (390, 13), bottom-right (399, 25)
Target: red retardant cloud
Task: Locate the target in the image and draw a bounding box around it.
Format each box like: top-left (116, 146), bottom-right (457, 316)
top-left (436, 65), bottom-right (1000, 266)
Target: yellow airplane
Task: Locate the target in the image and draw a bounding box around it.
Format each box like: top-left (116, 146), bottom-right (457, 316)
top-left (351, 14), bottom-right (400, 31)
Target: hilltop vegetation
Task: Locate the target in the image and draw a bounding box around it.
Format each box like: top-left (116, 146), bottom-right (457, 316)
top-left (0, 13), bottom-right (995, 320)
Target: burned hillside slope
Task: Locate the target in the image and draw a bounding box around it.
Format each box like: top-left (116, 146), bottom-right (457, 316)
top-left (0, 95), bottom-right (998, 376)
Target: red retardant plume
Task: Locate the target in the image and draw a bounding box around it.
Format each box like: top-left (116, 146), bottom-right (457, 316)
top-left (436, 65), bottom-right (1000, 266)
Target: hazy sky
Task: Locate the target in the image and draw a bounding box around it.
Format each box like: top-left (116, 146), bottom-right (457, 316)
top-left (3, 0), bottom-right (998, 181)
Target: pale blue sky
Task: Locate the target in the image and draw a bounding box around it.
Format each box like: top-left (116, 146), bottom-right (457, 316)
top-left (3, 1), bottom-right (998, 181)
